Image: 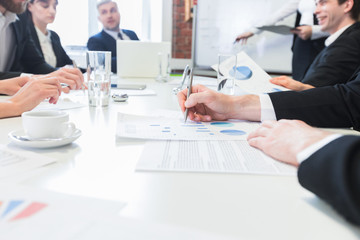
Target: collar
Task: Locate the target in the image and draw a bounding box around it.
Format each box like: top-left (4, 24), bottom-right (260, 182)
top-left (325, 24), bottom-right (353, 46)
top-left (0, 11), bottom-right (18, 25)
top-left (35, 26), bottom-right (51, 43)
top-left (103, 28), bottom-right (125, 40)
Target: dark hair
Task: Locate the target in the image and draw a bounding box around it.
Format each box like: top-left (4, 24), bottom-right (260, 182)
top-left (338, 0), bottom-right (360, 20)
top-left (29, 0), bottom-right (58, 5)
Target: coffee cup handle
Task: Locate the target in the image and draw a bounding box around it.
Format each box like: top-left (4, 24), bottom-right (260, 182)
top-left (61, 122), bottom-right (76, 138)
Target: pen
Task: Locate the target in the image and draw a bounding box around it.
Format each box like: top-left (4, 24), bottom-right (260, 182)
top-left (184, 68), bottom-right (194, 123)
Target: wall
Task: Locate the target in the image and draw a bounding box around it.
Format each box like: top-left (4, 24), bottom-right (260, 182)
top-left (172, 0), bottom-right (193, 59)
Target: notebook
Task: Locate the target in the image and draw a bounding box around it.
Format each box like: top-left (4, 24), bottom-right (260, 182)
top-left (116, 41), bottom-right (171, 78)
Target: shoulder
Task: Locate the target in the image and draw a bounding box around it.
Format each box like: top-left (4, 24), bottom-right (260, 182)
top-left (89, 31), bottom-right (107, 40)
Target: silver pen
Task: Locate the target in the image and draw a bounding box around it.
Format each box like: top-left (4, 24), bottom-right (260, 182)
top-left (184, 68), bottom-right (194, 123)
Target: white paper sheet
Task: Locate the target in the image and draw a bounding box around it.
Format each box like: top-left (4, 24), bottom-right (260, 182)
top-left (0, 184), bottom-right (235, 240)
top-left (136, 140), bottom-right (296, 176)
top-left (116, 112), bottom-right (261, 141)
top-left (0, 145), bottom-right (56, 179)
top-left (168, 75), bottom-right (218, 87)
top-left (212, 51), bottom-right (289, 94)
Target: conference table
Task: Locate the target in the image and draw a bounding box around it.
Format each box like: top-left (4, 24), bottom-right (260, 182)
top-left (1, 77), bottom-right (359, 239)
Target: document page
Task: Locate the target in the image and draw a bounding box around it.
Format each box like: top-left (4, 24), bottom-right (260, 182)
top-left (116, 113), bottom-right (261, 141)
top-left (136, 140), bottom-right (296, 176)
top-left (0, 145), bottom-right (56, 179)
top-left (212, 51), bottom-right (289, 94)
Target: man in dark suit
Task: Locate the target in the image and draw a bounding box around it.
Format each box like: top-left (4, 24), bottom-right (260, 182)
top-left (87, 0), bottom-right (139, 73)
top-left (270, 0), bottom-right (360, 91)
top-left (0, 0), bottom-right (83, 91)
top-left (247, 119), bottom-right (360, 226)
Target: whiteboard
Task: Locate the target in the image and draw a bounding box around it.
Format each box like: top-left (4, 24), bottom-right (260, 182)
top-left (193, 0), bottom-right (295, 74)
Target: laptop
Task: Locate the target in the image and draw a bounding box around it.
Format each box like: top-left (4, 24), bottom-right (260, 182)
top-left (116, 41), bottom-right (171, 78)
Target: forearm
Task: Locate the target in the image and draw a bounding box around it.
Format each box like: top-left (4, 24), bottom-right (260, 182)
top-left (0, 100), bottom-right (22, 118)
top-left (228, 95), bottom-right (261, 121)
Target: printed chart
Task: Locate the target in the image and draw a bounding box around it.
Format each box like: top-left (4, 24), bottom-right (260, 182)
top-left (0, 200), bottom-right (47, 222)
top-left (116, 113), bottom-right (260, 141)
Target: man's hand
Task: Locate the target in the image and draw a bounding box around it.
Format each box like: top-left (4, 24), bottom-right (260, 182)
top-left (48, 67), bottom-right (84, 92)
top-left (291, 25), bottom-right (312, 40)
top-left (247, 120), bottom-right (332, 166)
top-left (270, 76), bottom-right (314, 91)
top-left (234, 31), bottom-right (254, 45)
top-left (177, 85), bottom-right (261, 122)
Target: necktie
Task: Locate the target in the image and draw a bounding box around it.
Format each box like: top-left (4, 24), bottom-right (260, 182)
top-left (118, 32), bottom-right (123, 40)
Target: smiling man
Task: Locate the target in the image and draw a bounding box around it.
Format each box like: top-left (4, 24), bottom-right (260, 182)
top-left (270, 0), bottom-right (360, 91)
top-left (178, 0), bottom-right (360, 130)
top-left (87, 0), bottom-right (139, 73)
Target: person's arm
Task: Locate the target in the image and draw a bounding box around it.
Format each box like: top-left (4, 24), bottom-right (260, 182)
top-left (0, 75), bottom-right (62, 118)
top-left (247, 120), bottom-right (360, 225)
top-left (268, 70), bottom-right (360, 130)
top-left (311, 25), bottom-right (330, 40)
top-left (177, 85), bottom-right (261, 122)
top-left (298, 135), bottom-right (360, 226)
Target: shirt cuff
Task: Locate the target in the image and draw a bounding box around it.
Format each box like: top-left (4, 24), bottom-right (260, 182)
top-left (311, 25), bottom-right (329, 40)
top-left (296, 134), bottom-right (343, 164)
top-left (20, 73), bottom-right (33, 77)
top-left (259, 94), bottom-right (276, 122)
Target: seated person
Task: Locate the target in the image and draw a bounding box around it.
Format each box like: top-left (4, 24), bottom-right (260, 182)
top-left (269, 0), bottom-right (360, 91)
top-left (247, 120), bottom-right (360, 226)
top-left (87, 0), bottom-right (139, 73)
top-left (0, 75), bottom-right (62, 118)
top-left (26, 0), bottom-right (73, 68)
top-left (0, 0), bottom-right (83, 92)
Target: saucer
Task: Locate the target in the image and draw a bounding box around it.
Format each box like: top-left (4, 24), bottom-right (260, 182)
top-left (8, 129), bottom-right (82, 148)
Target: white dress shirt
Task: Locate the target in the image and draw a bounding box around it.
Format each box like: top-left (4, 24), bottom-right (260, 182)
top-left (104, 29), bottom-right (131, 41)
top-left (35, 26), bottom-right (57, 68)
top-left (0, 11), bottom-right (17, 72)
top-left (253, 0), bottom-right (328, 40)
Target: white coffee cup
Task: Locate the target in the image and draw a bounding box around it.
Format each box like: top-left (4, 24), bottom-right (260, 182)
top-left (21, 111), bottom-right (76, 140)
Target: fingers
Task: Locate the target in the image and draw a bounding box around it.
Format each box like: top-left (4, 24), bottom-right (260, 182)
top-left (52, 68), bottom-right (84, 90)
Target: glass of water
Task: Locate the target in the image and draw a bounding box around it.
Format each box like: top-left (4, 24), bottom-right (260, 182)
top-left (86, 51), bottom-right (111, 107)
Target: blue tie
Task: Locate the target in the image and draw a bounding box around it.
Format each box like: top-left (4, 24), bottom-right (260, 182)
top-left (118, 32), bottom-right (123, 40)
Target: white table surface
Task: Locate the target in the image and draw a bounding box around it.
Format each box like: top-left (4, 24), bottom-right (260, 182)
top-left (1, 78), bottom-right (359, 239)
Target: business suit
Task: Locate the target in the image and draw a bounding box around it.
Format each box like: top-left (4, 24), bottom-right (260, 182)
top-left (27, 12), bottom-right (72, 68)
top-left (292, 12), bottom-right (326, 81)
top-left (0, 13), bottom-right (55, 80)
top-left (298, 135), bottom-right (360, 226)
top-left (269, 66), bottom-right (360, 130)
top-left (87, 29), bottom-right (139, 73)
top-left (301, 22), bottom-right (360, 87)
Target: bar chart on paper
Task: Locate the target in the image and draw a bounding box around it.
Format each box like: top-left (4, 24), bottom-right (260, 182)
top-left (0, 200), bottom-right (47, 222)
top-left (116, 113), bottom-right (260, 140)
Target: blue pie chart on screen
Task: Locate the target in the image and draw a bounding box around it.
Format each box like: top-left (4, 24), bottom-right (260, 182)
top-left (210, 122), bottom-right (235, 127)
top-left (229, 66), bottom-right (253, 80)
top-left (220, 129), bottom-right (247, 136)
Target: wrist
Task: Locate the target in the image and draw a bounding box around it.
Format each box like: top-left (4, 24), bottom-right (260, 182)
top-left (0, 100), bottom-right (22, 118)
top-left (229, 95), bottom-right (261, 121)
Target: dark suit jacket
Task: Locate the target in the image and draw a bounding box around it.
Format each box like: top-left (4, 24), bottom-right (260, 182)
top-left (269, 66), bottom-right (360, 130)
top-left (87, 29), bottom-right (139, 73)
top-left (298, 135), bottom-right (360, 225)
top-left (27, 12), bottom-right (72, 68)
top-left (0, 13), bottom-right (55, 80)
top-left (301, 22), bottom-right (360, 87)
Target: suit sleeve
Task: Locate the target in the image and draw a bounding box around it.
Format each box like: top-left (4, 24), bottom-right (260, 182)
top-left (298, 135), bottom-right (360, 225)
top-left (269, 70), bottom-right (360, 130)
top-left (302, 34), bottom-right (360, 87)
top-left (51, 31), bottom-right (72, 67)
top-left (87, 37), bottom-right (117, 73)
